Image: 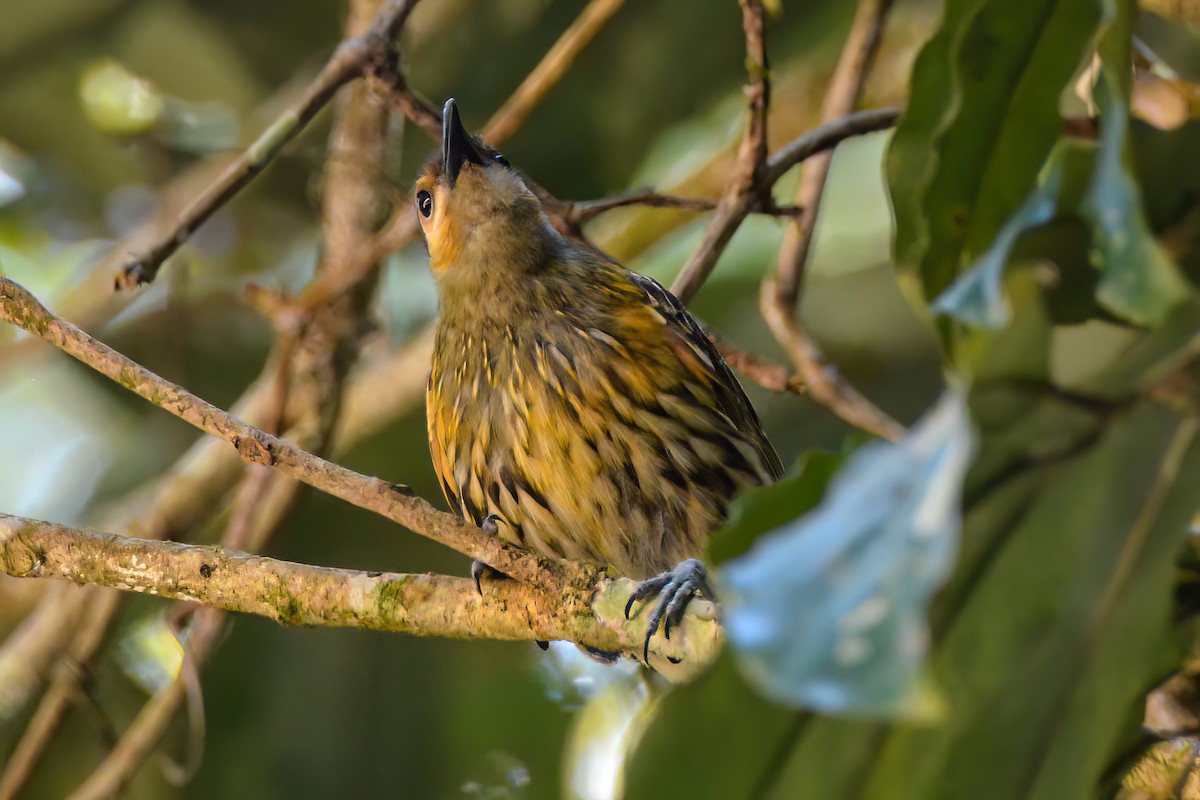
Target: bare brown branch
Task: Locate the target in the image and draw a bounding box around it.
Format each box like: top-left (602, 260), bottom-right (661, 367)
top-left (711, 334), bottom-right (805, 395)
top-left (759, 0), bottom-right (903, 443)
top-left (762, 278), bottom-right (903, 441)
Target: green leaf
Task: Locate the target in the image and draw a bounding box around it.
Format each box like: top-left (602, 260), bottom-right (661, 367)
top-left (624, 295), bottom-right (1200, 799)
top-left (720, 392), bottom-right (974, 718)
top-left (1081, 0), bottom-right (1189, 324)
top-left (887, 0), bottom-right (985, 269)
top-left (887, 0), bottom-right (1107, 303)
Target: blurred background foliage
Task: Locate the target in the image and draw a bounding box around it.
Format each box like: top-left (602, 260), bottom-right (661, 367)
top-left (2, 0), bottom-right (1199, 797)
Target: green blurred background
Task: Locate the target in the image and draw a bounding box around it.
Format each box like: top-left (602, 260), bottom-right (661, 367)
top-left (0, 0), bottom-right (950, 796)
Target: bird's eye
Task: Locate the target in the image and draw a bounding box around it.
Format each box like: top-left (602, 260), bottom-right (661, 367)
top-left (417, 189), bottom-right (433, 218)
top-left (493, 153), bottom-right (510, 168)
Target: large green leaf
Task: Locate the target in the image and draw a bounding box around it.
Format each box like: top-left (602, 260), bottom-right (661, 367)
top-left (887, 0), bottom-right (1106, 303)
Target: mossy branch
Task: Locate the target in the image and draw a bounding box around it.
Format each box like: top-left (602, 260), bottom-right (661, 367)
top-left (0, 514), bottom-right (719, 672)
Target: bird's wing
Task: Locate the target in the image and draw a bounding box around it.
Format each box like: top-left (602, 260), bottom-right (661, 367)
top-left (426, 378), bottom-right (471, 523)
top-left (628, 272), bottom-right (784, 482)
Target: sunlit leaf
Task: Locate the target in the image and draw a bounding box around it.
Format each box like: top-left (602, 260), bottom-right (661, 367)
top-left (719, 391), bottom-right (974, 717)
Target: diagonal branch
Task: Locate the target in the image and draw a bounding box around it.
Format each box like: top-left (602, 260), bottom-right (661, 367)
top-left (0, 277), bottom-right (569, 593)
top-left (772, 0), bottom-right (895, 305)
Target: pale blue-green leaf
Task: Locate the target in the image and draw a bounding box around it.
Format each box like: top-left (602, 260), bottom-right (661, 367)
top-left (932, 157), bottom-right (1064, 328)
top-left (720, 391), bottom-right (974, 717)
top-left (1082, 2), bottom-right (1190, 325)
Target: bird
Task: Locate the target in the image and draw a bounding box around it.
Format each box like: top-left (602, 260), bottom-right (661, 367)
top-left (418, 98), bottom-right (783, 662)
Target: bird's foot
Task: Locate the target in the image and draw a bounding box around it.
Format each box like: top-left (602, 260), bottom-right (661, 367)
top-left (473, 515), bottom-right (549, 652)
top-left (624, 558), bottom-right (715, 665)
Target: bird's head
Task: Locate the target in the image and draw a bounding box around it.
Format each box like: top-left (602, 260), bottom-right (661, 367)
top-left (414, 99), bottom-right (548, 289)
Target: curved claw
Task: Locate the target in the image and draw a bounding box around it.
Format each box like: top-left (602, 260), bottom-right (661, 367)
top-left (471, 514), bottom-right (505, 595)
top-left (624, 558), bottom-right (712, 666)
top-left (470, 559), bottom-right (486, 596)
top-left (625, 573), bottom-right (670, 619)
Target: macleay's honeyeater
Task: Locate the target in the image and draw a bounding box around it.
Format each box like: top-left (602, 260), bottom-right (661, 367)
top-left (418, 99), bottom-right (782, 659)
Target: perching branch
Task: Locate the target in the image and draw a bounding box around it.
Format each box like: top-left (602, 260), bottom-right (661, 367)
top-left (0, 514), bottom-right (719, 670)
top-left (112, 0), bottom-right (422, 290)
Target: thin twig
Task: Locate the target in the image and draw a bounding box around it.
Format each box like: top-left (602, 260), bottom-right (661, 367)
top-left (760, 0), bottom-right (903, 442)
top-left (112, 0), bottom-right (422, 290)
top-left (669, 0), bottom-right (771, 305)
top-left (568, 190), bottom-right (721, 221)
top-left (762, 278), bottom-right (902, 440)
top-left (761, 106), bottom-right (900, 185)
top-left (773, 0), bottom-right (894, 305)
top-left (564, 189), bottom-right (803, 226)
top-left (711, 334), bottom-right (805, 395)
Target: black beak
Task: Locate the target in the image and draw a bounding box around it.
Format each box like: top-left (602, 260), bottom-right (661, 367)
top-left (442, 98), bottom-right (486, 186)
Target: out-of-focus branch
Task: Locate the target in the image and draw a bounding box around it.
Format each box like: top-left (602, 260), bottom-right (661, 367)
top-left (669, 0), bottom-right (771, 305)
top-left (760, 0), bottom-right (904, 443)
top-left (112, 0), bottom-right (422, 290)
top-left (482, 0), bottom-right (625, 146)
top-left (773, 0), bottom-right (893, 306)
top-left (0, 514), bottom-right (719, 663)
